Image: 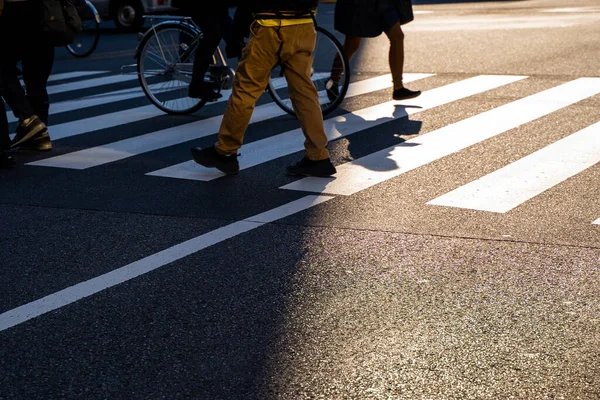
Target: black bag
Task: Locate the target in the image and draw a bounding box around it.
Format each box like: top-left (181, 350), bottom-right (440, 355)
top-left (40, 0), bottom-right (83, 46)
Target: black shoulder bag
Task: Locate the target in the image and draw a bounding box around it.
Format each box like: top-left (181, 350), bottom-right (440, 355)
top-left (40, 0), bottom-right (83, 46)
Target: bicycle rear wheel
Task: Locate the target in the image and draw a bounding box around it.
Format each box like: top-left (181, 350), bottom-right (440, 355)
top-left (267, 26), bottom-right (350, 118)
top-left (137, 22), bottom-right (206, 115)
top-left (66, 0), bottom-right (100, 58)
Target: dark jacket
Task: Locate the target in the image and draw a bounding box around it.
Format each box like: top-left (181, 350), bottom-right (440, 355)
top-left (335, 0), bottom-right (413, 38)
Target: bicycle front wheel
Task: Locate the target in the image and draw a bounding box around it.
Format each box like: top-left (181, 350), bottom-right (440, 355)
top-left (137, 22), bottom-right (206, 115)
top-left (267, 26), bottom-right (350, 118)
top-left (66, 0), bottom-right (100, 58)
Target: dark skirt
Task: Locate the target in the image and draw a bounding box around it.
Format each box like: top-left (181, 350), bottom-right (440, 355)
top-left (334, 0), bottom-right (414, 38)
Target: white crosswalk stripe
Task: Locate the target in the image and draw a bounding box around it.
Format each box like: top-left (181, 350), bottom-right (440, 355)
top-left (11, 69), bottom-right (600, 224)
top-left (282, 78), bottom-right (600, 197)
top-left (8, 83), bottom-right (187, 124)
top-left (29, 73), bottom-right (431, 169)
top-left (46, 74), bottom-right (139, 96)
top-left (427, 120), bottom-right (600, 213)
top-left (46, 71), bottom-right (108, 83)
top-left (149, 75), bottom-right (523, 181)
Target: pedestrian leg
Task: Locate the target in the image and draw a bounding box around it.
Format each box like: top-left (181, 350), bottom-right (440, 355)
top-left (281, 24), bottom-right (330, 161)
top-left (21, 43), bottom-right (54, 125)
top-left (0, 95), bottom-right (16, 167)
top-left (215, 22), bottom-right (280, 154)
top-left (385, 22), bottom-right (405, 91)
top-left (0, 96), bottom-right (10, 150)
top-left (385, 22), bottom-right (420, 100)
top-left (330, 35), bottom-right (361, 84)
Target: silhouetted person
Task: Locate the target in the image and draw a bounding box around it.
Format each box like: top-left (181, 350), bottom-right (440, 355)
top-left (329, 0), bottom-right (420, 101)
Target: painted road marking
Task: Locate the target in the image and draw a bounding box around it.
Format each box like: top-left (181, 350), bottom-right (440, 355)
top-left (593, 218), bottom-right (600, 225)
top-left (281, 78), bottom-right (600, 196)
top-left (405, 14), bottom-right (600, 31)
top-left (47, 74), bottom-right (139, 96)
top-left (428, 121), bottom-right (600, 213)
top-left (147, 74), bottom-right (515, 181)
top-left (42, 70), bottom-right (366, 140)
top-left (47, 89), bottom-right (231, 141)
top-left (0, 195), bottom-right (334, 332)
top-left (8, 83), bottom-right (189, 124)
top-left (47, 71), bottom-right (107, 83)
top-left (29, 74), bottom-right (432, 169)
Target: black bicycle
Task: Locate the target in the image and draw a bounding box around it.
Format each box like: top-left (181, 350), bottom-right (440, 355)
top-left (133, 15), bottom-right (350, 117)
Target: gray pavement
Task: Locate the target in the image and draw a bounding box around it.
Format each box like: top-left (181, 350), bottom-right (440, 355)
top-left (1, 1), bottom-right (600, 398)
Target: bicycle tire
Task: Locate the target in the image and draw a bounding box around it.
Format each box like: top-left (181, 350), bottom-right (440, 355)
top-left (66, 0), bottom-right (101, 58)
top-left (266, 26), bottom-right (350, 118)
top-left (137, 22), bottom-right (206, 115)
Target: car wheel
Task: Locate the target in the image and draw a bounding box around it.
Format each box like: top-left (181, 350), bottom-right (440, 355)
top-left (113, 0), bottom-right (143, 31)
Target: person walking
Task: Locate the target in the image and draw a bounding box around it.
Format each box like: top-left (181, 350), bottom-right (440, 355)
top-left (0, 0), bottom-right (54, 152)
top-left (190, 0), bottom-right (337, 178)
top-left (329, 0), bottom-right (420, 101)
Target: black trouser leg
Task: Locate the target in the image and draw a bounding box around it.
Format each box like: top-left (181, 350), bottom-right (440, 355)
top-left (0, 1), bottom-right (53, 124)
top-left (190, 14), bottom-right (229, 90)
top-left (0, 61), bottom-right (35, 123)
top-left (0, 97), bottom-right (10, 151)
top-left (21, 45), bottom-right (55, 125)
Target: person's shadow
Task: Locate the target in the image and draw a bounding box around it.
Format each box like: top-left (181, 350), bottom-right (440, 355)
top-left (334, 103), bottom-right (423, 173)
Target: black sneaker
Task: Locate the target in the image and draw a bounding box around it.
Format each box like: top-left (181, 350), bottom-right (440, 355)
top-left (10, 116), bottom-right (46, 148)
top-left (287, 157), bottom-right (337, 177)
top-left (188, 82), bottom-right (222, 102)
top-left (393, 87), bottom-right (421, 101)
top-left (0, 150), bottom-right (16, 168)
top-left (191, 146), bottom-right (239, 175)
top-left (15, 131), bottom-right (52, 151)
top-left (325, 79), bottom-right (340, 103)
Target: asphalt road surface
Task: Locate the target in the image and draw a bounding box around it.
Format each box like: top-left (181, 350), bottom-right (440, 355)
top-left (1, 0), bottom-right (600, 399)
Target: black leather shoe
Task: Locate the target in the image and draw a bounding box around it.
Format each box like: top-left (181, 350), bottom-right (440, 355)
top-left (287, 157), bottom-right (336, 177)
top-left (191, 146), bottom-right (239, 175)
top-left (0, 150), bottom-right (16, 168)
top-left (393, 87), bottom-right (421, 100)
top-left (188, 82), bottom-right (223, 102)
top-left (10, 116), bottom-right (46, 148)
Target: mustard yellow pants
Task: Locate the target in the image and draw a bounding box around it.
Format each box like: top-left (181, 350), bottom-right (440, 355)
top-left (215, 22), bottom-right (330, 161)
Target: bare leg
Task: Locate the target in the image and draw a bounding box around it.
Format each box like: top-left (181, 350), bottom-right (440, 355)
top-left (385, 22), bottom-right (420, 100)
top-left (330, 35), bottom-right (362, 83)
top-left (384, 22), bottom-right (405, 90)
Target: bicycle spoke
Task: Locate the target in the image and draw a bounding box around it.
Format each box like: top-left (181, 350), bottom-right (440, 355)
top-left (137, 24), bottom-right (204, 114)
top-left (267, 26), bottom-right (349, 118)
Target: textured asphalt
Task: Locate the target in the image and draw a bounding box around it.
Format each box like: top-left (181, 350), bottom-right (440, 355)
top-left (1, 0), bottom-right (599, 398)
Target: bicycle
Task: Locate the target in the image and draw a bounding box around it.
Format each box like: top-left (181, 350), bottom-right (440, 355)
top-left (131, 15), bottom-right (350, 117)
top-left (66, 0), bottom-right (101, 58)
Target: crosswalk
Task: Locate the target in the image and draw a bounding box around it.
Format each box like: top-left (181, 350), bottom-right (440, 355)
top-left (9, 69), bottom-right (600, 226)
